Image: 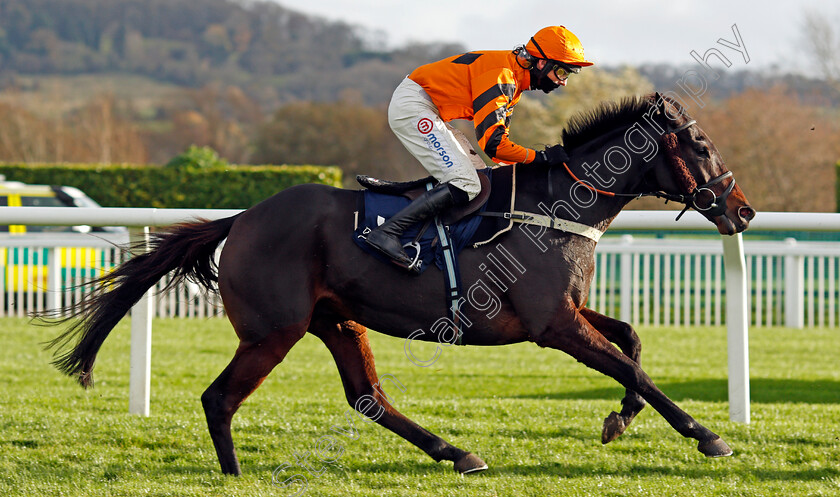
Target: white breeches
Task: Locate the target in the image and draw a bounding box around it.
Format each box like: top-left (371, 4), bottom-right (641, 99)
top-left (388, 77), bottom-right (485, 200)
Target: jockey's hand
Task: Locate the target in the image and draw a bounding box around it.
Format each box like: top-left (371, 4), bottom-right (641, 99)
top-left (530, 144), bottom-right (569, 166)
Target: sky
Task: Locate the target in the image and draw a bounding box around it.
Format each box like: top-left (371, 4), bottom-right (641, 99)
top-left (273, 0), bottom-right (838, 74)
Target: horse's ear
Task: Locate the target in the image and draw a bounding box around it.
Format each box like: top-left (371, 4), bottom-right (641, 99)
top-left (645, 92), bottom-right (667, 133)
top-left (652, 91), bottom-right (665, 112)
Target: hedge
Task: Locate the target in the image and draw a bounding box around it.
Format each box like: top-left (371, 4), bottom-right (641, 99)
top-left (0, 162), bottom-right (343, 209)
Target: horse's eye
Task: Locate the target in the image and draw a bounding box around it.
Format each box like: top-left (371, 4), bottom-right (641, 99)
top-left (698, 147), bottom-right (711, 158)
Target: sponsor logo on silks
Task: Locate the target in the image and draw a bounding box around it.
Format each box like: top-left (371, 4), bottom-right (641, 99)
top-left (417, 118), bottom-right (434, 134)
top-left (423, 132), bottom-right (455, 169)
top-left (423, 132), bottom-right (455, 168)
top-left (417, 119), bottom-right (455, 169)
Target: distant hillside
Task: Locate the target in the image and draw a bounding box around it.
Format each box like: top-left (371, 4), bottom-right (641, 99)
top-left (1, 0), bottom-right (836, 110)
top-left (637, 64), bottom-right (840, 107)
top-left (0, 0), bottom-right (464, 107)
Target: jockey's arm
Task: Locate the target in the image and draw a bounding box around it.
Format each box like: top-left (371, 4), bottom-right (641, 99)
top-left (471, 69), bottom-right (537, 165)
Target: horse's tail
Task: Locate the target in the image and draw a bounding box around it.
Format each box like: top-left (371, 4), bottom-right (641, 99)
top-left (41, 214), bottom-right (241, 389)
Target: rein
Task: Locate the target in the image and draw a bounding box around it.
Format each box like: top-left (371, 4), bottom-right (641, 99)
top-left (478, 116), bottom-right (737, 244)
top-left (559, 119), bottom-right (737, 221)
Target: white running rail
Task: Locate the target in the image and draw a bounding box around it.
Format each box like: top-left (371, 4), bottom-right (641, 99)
top-left (3, 206), bottom-right (839, 423)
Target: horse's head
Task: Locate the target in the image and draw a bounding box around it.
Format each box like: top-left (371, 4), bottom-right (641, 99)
top-left (646, 93), bottom-right (755, 235)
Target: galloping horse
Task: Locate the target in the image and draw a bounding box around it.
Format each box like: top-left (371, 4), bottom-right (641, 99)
top-left (45, 92), bottom-right (755, 476)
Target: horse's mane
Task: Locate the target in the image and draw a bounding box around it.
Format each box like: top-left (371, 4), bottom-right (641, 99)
top-left (561, 94), bottom-right (654, 151)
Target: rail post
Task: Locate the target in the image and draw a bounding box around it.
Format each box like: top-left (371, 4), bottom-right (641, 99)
top-left (128, 227), bottom-right (154, 416)
top-left (619, 235), bottom-right (633, 323)
top-left (783, 238), bottom-right (805, 329)
top-left (46, 247), bottom-right (62, 313)
top-left (722, 233), bottom-right (750, 423)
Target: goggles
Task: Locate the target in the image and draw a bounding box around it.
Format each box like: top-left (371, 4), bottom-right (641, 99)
top-left (547, 60), bottom-right (581, 80)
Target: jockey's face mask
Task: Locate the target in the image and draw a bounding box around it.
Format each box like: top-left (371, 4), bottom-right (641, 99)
top-left (531, 59), bottom-right (579, 93)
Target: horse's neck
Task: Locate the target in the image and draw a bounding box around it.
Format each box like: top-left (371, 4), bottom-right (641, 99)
top-left (516, 125), bottom-right (666, 231)
top-left (577, 147), bottom-right (646, 228)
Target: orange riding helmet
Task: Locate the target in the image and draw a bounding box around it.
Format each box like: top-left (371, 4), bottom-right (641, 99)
top-left (519, 26), bottom-right (593, 93)
top-left (525, 26), bottom-right (594, 68)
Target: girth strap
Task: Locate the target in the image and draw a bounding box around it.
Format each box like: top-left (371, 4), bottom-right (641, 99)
top-left (478, 210), bottom-right (604, 242)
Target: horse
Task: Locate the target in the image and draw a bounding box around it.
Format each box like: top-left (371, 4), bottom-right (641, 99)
top-left (43, 92), bottom-right (755, 476)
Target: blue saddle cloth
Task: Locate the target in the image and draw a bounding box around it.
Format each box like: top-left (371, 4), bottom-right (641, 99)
top-left (353, 177), bottom-right (488, 274)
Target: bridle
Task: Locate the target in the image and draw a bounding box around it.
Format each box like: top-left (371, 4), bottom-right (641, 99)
top-left (558, 118), bottom-right (737, 221)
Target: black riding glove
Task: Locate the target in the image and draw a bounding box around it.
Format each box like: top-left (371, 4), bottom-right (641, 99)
top-left (530, 144), bottom-right (569, 166)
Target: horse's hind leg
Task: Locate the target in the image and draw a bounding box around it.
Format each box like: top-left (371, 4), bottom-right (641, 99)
top-left (309, 317), bottom-right (488, 474)
top-left (201, 323), bottom-right (306, 475)
top-left (580, 307), bottom-right (646, 444)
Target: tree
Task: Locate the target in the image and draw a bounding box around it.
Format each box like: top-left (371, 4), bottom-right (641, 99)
top-left (251, 99), bottom-right (416, 186)
top-left (694, 87), bottom-right (840, 212)
top-left (66, 94), bottom-right (148, 163)
top-left (802, 8), bottom-right (840, 91)
top-left (510, 66), bottom-right (654, 150)
top-left (142, 84), bottom-right (264, 165)
top-left (0, 94), bottom-right (147, 164)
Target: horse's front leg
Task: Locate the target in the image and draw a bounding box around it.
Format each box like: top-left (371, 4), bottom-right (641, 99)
top-left (535, 298), bottom-right (732, 457)
top-left (579, 307), bottom-right (646, 444)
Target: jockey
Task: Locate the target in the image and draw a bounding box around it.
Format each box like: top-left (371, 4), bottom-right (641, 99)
top-left (366, 25), bottom-right (594, 272)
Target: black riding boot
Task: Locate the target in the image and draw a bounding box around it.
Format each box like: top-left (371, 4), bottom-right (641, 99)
top-left (365, 183), bottom-right (455, 273)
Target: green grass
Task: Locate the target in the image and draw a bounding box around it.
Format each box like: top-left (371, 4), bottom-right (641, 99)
top-left (1, 318), bottom-right (838, 496)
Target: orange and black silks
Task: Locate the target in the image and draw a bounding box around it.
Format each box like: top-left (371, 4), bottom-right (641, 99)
top-left (408, 51), bottom-right (536, 165)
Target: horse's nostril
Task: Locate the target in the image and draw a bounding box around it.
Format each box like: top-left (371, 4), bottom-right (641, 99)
top-left (739, 206), bottom-right (755, 222)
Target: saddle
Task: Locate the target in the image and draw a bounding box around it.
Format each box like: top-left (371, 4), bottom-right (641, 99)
top-left (352, 168), bottom-right (513, 345)
top-left (356, 173), bottom-right (492, 225)
top-left (354, 173), bottom-right (494, 347)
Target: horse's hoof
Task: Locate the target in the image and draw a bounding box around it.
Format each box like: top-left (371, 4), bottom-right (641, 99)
top-left (601, 411), bottom-right (626, 444)
top-left (454, 453), bottom-right (488, 475)
top-left (698, 437), bottom-right (733, 457)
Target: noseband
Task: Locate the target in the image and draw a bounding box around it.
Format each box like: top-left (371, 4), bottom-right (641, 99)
top-left (560, 118), bottom-right (737, 221)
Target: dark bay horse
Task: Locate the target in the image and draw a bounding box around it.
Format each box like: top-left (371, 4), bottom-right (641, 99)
top-left (44, 92), bottom-right (755, 476)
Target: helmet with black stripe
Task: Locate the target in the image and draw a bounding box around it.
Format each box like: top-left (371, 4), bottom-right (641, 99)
top-left (516, 26), bottom-right (593, 93)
